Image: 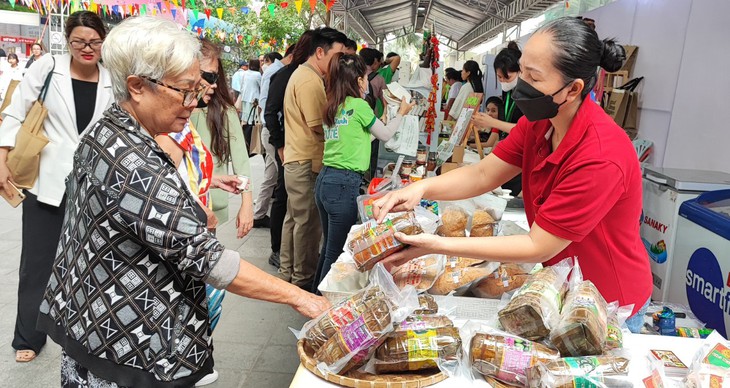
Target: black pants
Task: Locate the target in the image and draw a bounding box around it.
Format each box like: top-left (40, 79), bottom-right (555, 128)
top-left (270, 152), bottom-right (288, 253)
top-left (14, 192), bottom-right (66, 353)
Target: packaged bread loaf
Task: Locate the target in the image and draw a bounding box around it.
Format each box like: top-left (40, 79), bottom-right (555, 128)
top-left (299, 264), bottom-right (420, 375)
top-left (445, 256), bottom-right (486, 269)
top-left (472, 264), bottom-right (530, 299)
top-left (470, 209), bottom-right (497, 237)
top-left (398, 315), bottom-right (454, 331)
top-left (498, 261), bottom-right (571, 341)
top-left (436, 207), bottom-right (468, 237)
top-left (373, 326), bottom-right (462, 373)
top-left (314, 297), bottom-right (393, 374)
top-left (392, 255), bottom-right (446, 292)
top-left (414, 294), bottom-right (439, 315)
top-left (470, 332), bottom-right (560, 386)
top-left (305, 287), bottom-right (383, 351)
top-left (429, 265), bottom-right (495, 295)
top-left (348, 211), bottom-right (423, 271)
top-left (550, 280), bottom-right (608, 357)
top-left (526, 356), bottom-right (631, 388)
top-left (605, 302), bottom-right (632, 351)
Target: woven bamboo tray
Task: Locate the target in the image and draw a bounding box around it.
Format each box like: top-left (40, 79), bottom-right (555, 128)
top-left (297, 340), bottom-right (448, 388)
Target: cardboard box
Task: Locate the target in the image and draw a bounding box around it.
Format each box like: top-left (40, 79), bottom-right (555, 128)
top-left (621, 45), bottom-right (638, 76)
top-left (451, 145), bottom-right (465, 163)
top-left (440, 162), bottom-right (461, 174)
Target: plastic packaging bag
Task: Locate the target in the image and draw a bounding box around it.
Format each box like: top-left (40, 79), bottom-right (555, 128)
top-left (498, 259), bottom-right (572, 341)
top-left (346, 211), bottom-right (424, 271)
top-left (439, 193), bottom-right (508, 222)
top-left (414, 294), bottom-right (439, 315)
top-left (391, 255), bottom-right (446, 292)
top-left (525, 356), bottom-right (632, 388)
top-left (357, 192), bottom-right (388, 222)
top-left (429, 263), bottom-right (499, 296)
top-left (397, 314), bottom-right (455, 331)
top-left (445, 256), bottom-right (486, 270)
top-left (464, 323), bottom-right (560, 386)
top-left (605, 301), bottom-right (633, 351)
top-left (470, 208), bottom-right (499, 237)
top-left (370, 323), bottom-right (462, 374)
top-left (686, 332), bottom-right (730, 388)
top-left (471, 264), bottom-right (534, 299)
top-left (297, 264), bottom-right (419, 375)
top-left (549, 257), bottom-right (609, 356)
top-left (436, 206), bottom-right (469, 237)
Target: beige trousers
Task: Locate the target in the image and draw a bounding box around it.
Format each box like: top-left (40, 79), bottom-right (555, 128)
top-left (278, 160), bottom-right (322, 287)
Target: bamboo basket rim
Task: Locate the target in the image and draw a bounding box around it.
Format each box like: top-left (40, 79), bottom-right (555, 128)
top-left (297, 339), bottom-right (448, 388)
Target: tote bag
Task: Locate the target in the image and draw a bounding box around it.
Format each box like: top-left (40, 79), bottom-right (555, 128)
top-left (6, 58), bottom-right (55, 189)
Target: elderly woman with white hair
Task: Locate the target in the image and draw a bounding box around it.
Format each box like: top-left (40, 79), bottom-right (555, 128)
top-left (36, 16), bottom-right (330, 388)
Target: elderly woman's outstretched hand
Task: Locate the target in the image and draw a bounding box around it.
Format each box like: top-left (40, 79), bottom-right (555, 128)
top-left (292, 292), bottom-right (331, 319)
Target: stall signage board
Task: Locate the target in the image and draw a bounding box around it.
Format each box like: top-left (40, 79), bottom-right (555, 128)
top-left (0, 36), bottom-right (36, 44)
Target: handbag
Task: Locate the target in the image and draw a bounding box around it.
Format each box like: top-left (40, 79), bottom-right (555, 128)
top-left (6, 57), bottom-right (55, 189)
top-left (242, 100), bottom-right (263, 157)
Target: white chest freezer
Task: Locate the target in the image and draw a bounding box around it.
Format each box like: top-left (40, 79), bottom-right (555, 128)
top-left (641, 166), bottom-right (730, 301)
top-left (667, 190), bottom-right (730, 338)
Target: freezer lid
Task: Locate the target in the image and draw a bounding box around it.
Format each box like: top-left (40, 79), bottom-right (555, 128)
top-left (679, 190), bottom-right (730, 241)
top-left (643, 166), bottom-right (730, 191)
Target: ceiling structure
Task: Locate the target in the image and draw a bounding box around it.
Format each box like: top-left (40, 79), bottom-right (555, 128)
top-left (330, 0), bottom-right (561, 52)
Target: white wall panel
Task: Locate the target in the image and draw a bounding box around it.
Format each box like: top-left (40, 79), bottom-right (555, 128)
top-left (663, 0), bottom-right (730, 172)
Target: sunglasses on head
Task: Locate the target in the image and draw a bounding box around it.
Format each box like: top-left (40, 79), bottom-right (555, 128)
top-left (201, 70), bottom-right (219, 85)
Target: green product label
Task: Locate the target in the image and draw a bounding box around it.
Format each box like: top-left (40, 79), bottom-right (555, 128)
top-left (705, 343), bottom-right (730, 369)
top-left (563, 357), bottom-right (601, 388)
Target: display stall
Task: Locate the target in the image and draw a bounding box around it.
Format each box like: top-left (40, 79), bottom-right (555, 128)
top-left (286, 163), bottom-right (727, 388)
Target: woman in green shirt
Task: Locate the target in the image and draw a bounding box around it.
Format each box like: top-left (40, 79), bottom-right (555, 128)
top-left (313, 53), bottom-right (414, 289)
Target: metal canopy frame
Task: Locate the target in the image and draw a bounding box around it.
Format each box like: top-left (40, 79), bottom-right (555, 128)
top-left (330, 0), bottom-right (560, 52)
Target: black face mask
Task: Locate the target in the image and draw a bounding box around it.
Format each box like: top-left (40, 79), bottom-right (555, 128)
top-left (512, 78), bottom-right (573, 121)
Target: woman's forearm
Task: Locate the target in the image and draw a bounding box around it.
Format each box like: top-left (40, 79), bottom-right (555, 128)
top-left (240, 191), bottom-right (253, 208)
top-left (492, 119), bottom-right (517, 133)
top-left (226, 259), bottom-right (305, 306)
top-left (432, 223), bottom-right (571, 264)
top-left (436, 235), bottom-right (546, 263)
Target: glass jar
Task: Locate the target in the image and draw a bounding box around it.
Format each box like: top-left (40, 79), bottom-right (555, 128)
top-left (400, 160), bottom-right (415, 178)
top-left (416, 145), bottom-right (428, 165)
top-left (427, 152), bottom-right (437, 172)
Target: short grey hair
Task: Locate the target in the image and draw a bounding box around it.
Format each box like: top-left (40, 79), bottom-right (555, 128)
top-left (102, 16), bottom-right (202, 102)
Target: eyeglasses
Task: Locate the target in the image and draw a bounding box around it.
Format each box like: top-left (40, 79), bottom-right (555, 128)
top-left (69, 40), bottom-right (103, 50)
top-left (200, 70), bottom-right (219, 85)
top-left (140, 76), bottom-right (209, 106)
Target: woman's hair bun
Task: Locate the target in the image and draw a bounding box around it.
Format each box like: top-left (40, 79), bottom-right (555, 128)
top-left (506, 41), bottom-right (520, 52)
top-left (600, 38), bottom-right (626, 72)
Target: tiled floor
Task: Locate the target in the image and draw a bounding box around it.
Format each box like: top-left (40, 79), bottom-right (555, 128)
top-left (0, 155), bottom-right (307, 387)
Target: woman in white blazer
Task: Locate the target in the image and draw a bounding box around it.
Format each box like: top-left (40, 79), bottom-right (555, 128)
top-left (0, 11), bottom-right (113, 363)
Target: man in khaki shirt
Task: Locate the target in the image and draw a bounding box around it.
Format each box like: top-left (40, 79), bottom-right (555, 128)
top-left (280, 27), bottom-right (348, 290)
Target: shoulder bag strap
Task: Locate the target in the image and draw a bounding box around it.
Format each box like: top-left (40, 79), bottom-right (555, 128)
top-left (246, 103), bottom-right (256, 123)
top-left (38, 56), bottom-right (56, 103)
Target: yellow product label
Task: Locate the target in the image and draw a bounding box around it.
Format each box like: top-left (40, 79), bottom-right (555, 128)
top-left (406, 329), bottom-right (439, 363)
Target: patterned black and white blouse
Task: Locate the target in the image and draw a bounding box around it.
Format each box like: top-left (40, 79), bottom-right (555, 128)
top-left (38, 104), bottom-right (240, 387)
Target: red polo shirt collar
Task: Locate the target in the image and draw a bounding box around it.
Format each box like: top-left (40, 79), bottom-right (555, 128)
top-left (532, 100), bottom-right (593, 171)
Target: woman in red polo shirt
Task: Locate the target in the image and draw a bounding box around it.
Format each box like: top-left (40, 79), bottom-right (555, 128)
top-left (373, 17), bottom-right (652, 333)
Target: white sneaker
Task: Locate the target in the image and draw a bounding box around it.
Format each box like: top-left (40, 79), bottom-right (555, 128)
top-left (195, 370), bottom-right (219, 386)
